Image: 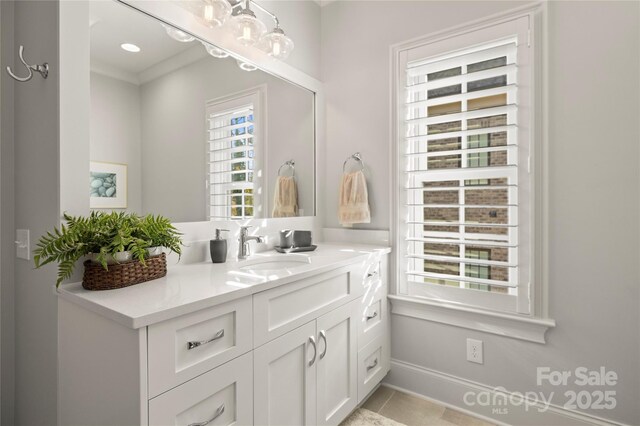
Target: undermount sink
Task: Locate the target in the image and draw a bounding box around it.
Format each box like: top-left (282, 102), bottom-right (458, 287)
top-left (238, 256), bottom-right (311, 272)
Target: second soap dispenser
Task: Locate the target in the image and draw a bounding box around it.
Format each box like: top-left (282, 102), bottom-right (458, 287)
top-left (210, 228), bottom-right (229, 263)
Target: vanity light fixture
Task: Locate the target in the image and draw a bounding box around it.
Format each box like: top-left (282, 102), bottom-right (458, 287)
top-left (236, 60), bottom-right (258, 72)
top-left (120, 43), bottom-right (141, 53)
top-left (194, 0), bottom-right (232, 28)
top-left (176, 0), bottom-right (295, 64)
top-left (202, 41), bottom-right (230, 58)
top-left (259, 23), bottom-right (294, 60)
top-left (235, 0), bottom-right (295, 60)
top-left (162, 24), bottom-right (195, 43)
top-left (228, 0), bottom-right (266, 46)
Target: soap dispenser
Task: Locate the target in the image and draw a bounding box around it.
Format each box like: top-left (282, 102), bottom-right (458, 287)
top-left (210, 228), bottom-right (229, 263)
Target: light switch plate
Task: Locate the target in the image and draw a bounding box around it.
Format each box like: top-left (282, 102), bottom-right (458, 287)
top-left (16, 229), bottom-right (30, 260)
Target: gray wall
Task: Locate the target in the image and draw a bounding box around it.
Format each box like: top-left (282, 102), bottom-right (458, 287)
top-left (258, 0), bottom-right (321, 80)
top-left (321, 1), bottom-right (640, 424)
top-left (10, 1), bottom-right (60, 425)
top-left (90, 72), bottom-right (142, 213)
top-left (0, 1), bottom-right (15, 424)
top-left (139, 53), bottom-right (314, 223)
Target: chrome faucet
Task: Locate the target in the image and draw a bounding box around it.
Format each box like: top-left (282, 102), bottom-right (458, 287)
top-left (238, 225), bottom-right (265, 260)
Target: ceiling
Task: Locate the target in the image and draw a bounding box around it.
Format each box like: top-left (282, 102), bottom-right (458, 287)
top-left (90, 1), bottom-right (196, 75)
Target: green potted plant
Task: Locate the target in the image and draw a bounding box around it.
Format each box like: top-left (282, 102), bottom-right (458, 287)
top-left (136, 215), bottom-right (183, 257)
top-left (34, 211), bottom-right (182, 289)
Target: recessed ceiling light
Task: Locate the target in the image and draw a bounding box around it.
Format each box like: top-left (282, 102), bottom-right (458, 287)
top-left (121, 43), bottom-right (141, 53)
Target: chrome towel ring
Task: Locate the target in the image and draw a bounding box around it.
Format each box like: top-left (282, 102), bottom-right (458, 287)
top-left (343, 152), bottom-right (365, 173)
top-left (6, 45), bottom-right (49, 82)
top-left (278, 160), bottom-right (295, 177)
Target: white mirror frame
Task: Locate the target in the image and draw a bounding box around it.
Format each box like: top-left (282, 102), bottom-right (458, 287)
top-left (59, 0), bottom-right (323, 222)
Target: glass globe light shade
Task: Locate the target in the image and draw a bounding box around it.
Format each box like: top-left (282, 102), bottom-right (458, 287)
top-left (237, 60), bottom-right (258, 72)
top-left (194, 0), bottom-right (231, 28)
top-left (259, 27), bottom-right (294, 60)
top-left (162, 24), bottom-right (195, 43)
top-left (228, 8), bottom-right (267, 46)
top-left (202, 41), bottom-right (230, 58)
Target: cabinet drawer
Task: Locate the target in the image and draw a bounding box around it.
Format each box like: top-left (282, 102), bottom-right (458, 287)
top-left (149, 352), bottom-right (253, 426)
top-left (358, 281), bottom-right (387, 349)
top-left (253, 265), bottom-right (361, 347)
top-left (357, 334), bottom-right (390, 402)
top-left (148, 297), bottom-right (252, 397)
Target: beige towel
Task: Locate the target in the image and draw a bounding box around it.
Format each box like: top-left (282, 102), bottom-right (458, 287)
top-left (272, 176), bottom-right (298, 217)
top-left (338, 170), bottom-right (371, 226)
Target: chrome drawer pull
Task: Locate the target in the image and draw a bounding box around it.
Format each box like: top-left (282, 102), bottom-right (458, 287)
top-left (366, 270), bottom-right (378, 278)
top-left (308, 336), bottom-right (317, 366)
top-left (188, 403), bottom-right (224, 426)
top-left (366, 358), bottom-right (378, 371)
top-left (366, 311), bottom-right (378, 321)
top-left (319, 330), bottom-right (327, 359)
top-left (187, 329), bottom-right (224, 350)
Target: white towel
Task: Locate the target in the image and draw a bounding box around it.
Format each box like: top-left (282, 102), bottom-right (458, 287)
top-left (338, 170), bottom-right (371, 226)
top-left (272, 176), bottom-right (298, 217)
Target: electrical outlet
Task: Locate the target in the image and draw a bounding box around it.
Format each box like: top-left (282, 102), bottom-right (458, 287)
top-left (466, 338), bottom-right (483, 364)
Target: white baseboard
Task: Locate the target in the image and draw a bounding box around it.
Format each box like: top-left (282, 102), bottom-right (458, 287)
top-left (384, 359), bottom-right (626, 426)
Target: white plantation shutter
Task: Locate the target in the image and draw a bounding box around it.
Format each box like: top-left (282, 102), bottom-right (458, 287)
top-left (398, 17), bottom-right (532, 314)
top-left (207, 104), bottom-right (255, 220)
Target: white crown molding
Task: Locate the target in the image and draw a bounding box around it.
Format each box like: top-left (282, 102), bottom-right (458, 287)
top-left (90, 59), bottom-right (140, 85)
top-left (138, 44), bottom-right (207, 85)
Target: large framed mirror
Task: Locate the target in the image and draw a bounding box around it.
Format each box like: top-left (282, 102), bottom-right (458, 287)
top-left (88, 0), bottom-right (316, 223)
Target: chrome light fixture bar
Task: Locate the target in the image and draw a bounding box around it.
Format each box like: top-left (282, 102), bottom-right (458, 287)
top-left (169, 0), bottom-right (296, 73)
top-left (229, 0), bottom-right (294, 60)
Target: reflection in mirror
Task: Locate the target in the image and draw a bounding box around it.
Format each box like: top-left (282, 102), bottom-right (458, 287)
top-left (89, 1), bottom-right (315, 222)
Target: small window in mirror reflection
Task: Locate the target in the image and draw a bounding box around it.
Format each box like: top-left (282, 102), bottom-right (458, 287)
top-left (207, 97), bottom-right (257, 220)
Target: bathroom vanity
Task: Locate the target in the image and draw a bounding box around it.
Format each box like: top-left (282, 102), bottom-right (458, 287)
top-left (57, 244), bottom-right (390, 425)
top-left (56, 2), bottom-right (377, 424)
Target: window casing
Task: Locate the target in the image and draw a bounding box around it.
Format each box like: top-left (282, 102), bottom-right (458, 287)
top-left (396, 16), bottom-right (533, 315)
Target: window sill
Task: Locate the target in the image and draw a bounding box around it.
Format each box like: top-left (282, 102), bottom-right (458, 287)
top-left (388, 295), bottom-right (555, 344)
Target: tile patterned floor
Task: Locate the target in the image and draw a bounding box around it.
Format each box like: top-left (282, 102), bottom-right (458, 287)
top-left (360, 386), bottom-right (495, 426)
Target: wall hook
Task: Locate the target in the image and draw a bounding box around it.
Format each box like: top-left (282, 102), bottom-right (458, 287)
top-left (6, 45), bottom-right (49, 82)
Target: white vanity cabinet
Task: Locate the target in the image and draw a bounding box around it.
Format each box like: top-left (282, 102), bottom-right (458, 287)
top-left (58, 245), bottom-right (390, 426)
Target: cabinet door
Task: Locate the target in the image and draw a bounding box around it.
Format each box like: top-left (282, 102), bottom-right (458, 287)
top-left (316, 300), bottom-right (359, 426)
top-left (254, 321), bottom-right (317, 426)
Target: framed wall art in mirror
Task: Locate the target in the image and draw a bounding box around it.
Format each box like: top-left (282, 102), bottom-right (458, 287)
top-left (89, 161), bottom-right (128, 209)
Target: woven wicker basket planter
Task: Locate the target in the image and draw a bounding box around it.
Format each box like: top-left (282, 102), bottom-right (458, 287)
top-left (82, 253), bottom-right (167, 291)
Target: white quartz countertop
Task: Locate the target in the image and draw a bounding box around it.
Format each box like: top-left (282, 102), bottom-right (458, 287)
top-left (57, 243), bottom-right (391, 329)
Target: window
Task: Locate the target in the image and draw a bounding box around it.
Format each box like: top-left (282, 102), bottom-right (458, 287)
top-left (396, 16), bottom-right (533, 315)
top-left (206, 90), bottom-right (263, 220)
